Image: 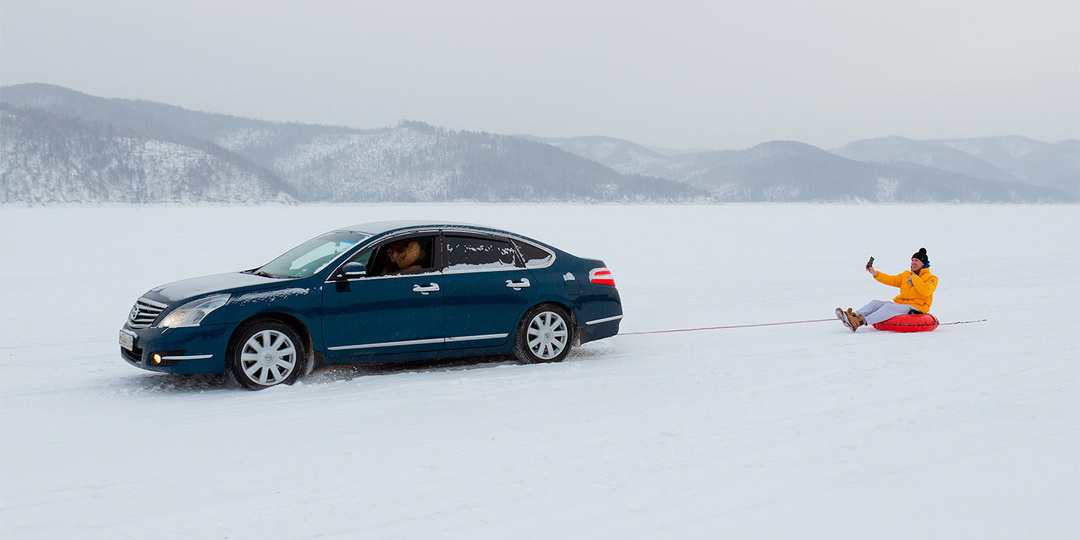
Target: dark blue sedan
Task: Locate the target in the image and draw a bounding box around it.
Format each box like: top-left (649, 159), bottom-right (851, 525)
top-left (120, 221), bottom-right (623, 389)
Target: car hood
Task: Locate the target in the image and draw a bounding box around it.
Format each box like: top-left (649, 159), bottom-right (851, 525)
top-left (147, 272), bottom-right (282, 304)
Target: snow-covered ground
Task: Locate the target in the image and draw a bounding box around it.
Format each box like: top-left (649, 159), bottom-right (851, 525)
top-left (1, 203), bottom-right (1077, 539)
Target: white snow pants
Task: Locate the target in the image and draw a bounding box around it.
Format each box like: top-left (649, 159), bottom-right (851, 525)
top-left (855, 300), bottom-right (918, 325)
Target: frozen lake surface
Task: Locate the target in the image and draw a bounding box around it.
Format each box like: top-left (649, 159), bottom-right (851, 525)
top-left (1, 203), bottom-right (1077, 539)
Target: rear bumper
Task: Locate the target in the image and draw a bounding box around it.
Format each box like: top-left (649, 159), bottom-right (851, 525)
top-left (571, 283), bottom-right (622, 344)
top-left (578, 314), bottom-right (622, 344)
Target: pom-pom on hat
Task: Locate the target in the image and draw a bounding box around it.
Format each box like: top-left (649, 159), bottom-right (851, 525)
top-left (912, 247), bottom-right (930, 267)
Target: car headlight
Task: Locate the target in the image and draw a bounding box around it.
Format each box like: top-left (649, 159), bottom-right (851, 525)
top-left (158, 294), bottom-right (230, 328)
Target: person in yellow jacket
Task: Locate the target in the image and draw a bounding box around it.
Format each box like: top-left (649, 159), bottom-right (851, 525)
top-left (836, 248), bottom-right (939, 332)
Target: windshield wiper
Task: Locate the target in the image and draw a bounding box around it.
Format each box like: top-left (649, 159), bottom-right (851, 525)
top-left (247, 269), bottom-right (279, 278)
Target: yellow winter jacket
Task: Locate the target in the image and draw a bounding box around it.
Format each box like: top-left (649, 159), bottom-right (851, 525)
top-left (874, 268), bottom-right (938, 313)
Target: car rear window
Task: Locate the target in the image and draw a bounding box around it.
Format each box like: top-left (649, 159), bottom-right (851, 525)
top-left (444, 236), bottom-right (520, 272)
top-left (513, 239), bottom-right (554, 268)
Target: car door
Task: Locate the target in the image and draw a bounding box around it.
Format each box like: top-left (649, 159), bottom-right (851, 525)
top-left (321, 234), bottom-right (444, 360)
top-left (439, 232), bottom-right (536, 349)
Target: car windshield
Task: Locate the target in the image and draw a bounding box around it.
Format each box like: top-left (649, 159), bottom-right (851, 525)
top-left (254, 231), bottom-right (369, 278)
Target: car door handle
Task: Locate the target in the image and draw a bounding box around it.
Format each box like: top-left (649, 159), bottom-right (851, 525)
top-left (505, 278), bottom-right (531, 291)
top-left (412, 283), bottom-right (440, 295)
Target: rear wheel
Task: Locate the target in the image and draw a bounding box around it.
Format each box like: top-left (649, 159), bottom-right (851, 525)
top-left (228, 320), bottom-right (305, 390)
top-left (513, 304), bottom-right (573, 364)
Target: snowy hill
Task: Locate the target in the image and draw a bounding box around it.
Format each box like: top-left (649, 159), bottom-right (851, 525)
top-left (519, 134), bottom-right (674, 173)
top-left (829, 136), bottom-right (1020, 184)
top-left (540, 137), bottom-right (1078, 202)
top-left (0, 84), bottom-right (702, 204)
top-left (832, 136), bottom-right (1080, 198)
top-left (931, 136), bottom-right (1080, 196)
top-left (0, 105), bottom-right (295, 204)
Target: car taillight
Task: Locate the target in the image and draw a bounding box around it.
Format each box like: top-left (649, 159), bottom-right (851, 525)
top-left (589, 267), bottom-right (616, 286)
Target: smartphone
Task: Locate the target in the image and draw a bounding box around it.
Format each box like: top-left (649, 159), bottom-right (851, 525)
top-left (866, 256), bottom-right (874, 269)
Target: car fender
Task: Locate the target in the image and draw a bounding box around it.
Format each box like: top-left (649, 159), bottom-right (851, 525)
top-left (516, 294), bottom-right (580, 326)
top-left (226, 310), bottom-right (319, 370)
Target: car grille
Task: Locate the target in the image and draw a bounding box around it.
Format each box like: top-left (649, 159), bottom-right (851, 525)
top-left (128, 297), bottom-right (167, 329)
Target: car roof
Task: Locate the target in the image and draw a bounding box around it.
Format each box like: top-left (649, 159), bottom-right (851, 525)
top-left (336, 220), bottom-right (564, 257)
top-left (339, 220), bottom-right (498, 236)
top-left (338, 220), bottom-right (557, 250)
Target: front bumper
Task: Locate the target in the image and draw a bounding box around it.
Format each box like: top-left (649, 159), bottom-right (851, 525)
top-left (120, 323), bottom-right (231, 374)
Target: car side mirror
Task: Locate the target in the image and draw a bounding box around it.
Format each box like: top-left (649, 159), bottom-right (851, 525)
top-left (339, 262), bottom-right (367, 280)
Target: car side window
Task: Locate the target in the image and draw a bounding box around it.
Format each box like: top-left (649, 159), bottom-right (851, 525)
top-left (443, 235), bottom-right (521, 273)
top-left (366, 235), bottom-right (435, 277)
top-left (512, 239), bottom-right (554, 268)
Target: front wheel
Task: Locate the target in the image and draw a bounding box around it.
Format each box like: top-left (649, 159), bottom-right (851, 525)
top-left (228, 320), bottom-right (306, 390)
top-left (513, 304), bottom-right (574, 364)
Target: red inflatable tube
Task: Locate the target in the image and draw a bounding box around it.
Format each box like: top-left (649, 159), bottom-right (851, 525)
top-left (873, 313), bottom-right (940, 332)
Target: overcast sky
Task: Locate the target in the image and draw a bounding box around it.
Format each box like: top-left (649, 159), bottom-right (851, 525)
top-left (1, 0), bottom-right (1077, 150)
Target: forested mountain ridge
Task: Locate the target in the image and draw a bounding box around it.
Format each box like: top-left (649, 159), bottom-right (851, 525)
top-left (0, 84), bottom-right (701, 204)
top-left (2, 84), bottom-right (1075, 204)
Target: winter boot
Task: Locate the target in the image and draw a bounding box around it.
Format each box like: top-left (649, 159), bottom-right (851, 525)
top-left (835, 308), bottom-right (854, 331)
top-left (845, 308), bottom-right (866, 331)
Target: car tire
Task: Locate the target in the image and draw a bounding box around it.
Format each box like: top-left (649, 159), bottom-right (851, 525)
top-left (513, 304), bottom-right (574, 364)
top-left (227, 320), bottom-right (306, 390)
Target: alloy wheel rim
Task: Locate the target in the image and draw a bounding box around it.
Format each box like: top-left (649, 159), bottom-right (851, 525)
top-left (240, 329), bottom-right (297, 386)
top-left (527, 311), bottom-right (568, 360)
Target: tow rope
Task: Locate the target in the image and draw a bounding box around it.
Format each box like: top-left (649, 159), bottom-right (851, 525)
top-left (618, 317), bottom-right (987, 336)
top-left (620, 318), bottom-right (834, 336)
top-left (938, 319), bottom-right (988, 326)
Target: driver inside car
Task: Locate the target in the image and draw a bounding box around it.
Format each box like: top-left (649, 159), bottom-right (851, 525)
top-left (382, 239), bottom-right (426, 275)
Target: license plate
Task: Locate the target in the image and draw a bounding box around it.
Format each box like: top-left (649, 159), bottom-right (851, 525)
top-left (119, 330), bottom-right (135, 351)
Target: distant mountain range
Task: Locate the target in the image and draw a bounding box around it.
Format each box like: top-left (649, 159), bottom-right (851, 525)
top-left (1, 83), bottom-right (1076, 204)
top-left (529, 135), bottom-right (1079, 202)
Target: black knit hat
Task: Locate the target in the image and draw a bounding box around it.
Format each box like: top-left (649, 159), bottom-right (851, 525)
top-left (912, 247), bottom-right (930, 266)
